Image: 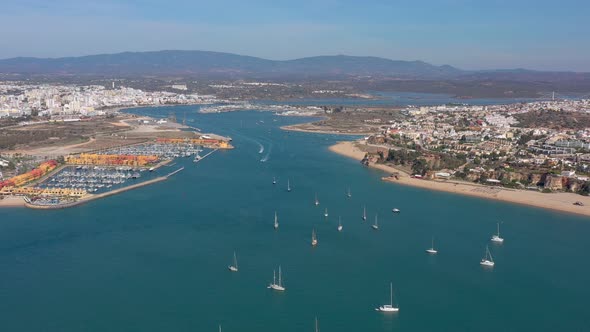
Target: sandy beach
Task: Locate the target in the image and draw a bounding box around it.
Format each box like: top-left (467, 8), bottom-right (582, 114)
top-left (0, 196), bottom-right (25, 208)
top-left (329, 140), bottom-right (590, 217)
top-left (281, 124), bottom-right (373, 136)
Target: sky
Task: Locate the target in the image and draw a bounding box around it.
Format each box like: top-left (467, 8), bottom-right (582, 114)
top-left (0, 0), bottom-right (589, 71)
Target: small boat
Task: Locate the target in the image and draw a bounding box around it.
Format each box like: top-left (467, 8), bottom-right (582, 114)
top-left (347, 187), bottom-right (352, 198)
top-left (193, 152), bottom-right (202, 162)
top-left (268, 266), bottom-right (285, 291)
top-left (314, 193), bottom-right (319, 206)
top-left (274, 211), bottom-right (279, 230)
top-left (219, 324), bottom-right (222, 332)
top-left (426, 237), bottom-right (437, 254)
top-left (491, 222), bottom-right (504, 243)
top-left (287, 179), bottom-right (291, 192)
top-left (392, 208), bottom-right (400, 213)
top-left (228, 251), bottom-right (238, 272)
top-left (375, 282), bottom-right (399, 312)
top-left (312, 228), bottom-right (318, 246)
top-left (272, 177), bottom-right (276, 185)
top-left (362, 205), bottom-right (367, 221)
top-left (324, 208), bottom-right (328, 218)
top-left (314, 317), bottom-right (319, 332)
top-left (337, 217), bottom-right (343, 232)
top-left (148, 167), bottom-right (155, 172)
top-left (372, 214), bottom-right (379, 230)
top-left (480, 245), bottom-right (495, 267)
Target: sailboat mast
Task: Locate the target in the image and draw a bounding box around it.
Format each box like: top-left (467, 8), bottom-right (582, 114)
top-left (497, 222), bottom-right (500, 237)
top-left (234, 252), bottom-right (237, 269)
top-left (390, 282), bottom-right (393, 306)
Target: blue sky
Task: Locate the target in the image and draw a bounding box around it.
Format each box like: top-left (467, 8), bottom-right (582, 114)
top-left (1, 0), bottom-right (589, 71)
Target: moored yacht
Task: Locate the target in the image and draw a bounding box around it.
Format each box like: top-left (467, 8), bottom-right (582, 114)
top-left (480, 245), bottom-right (495, 267)
top-left (268, 266), bottom-right (285, 291)
top-left (491, 222), bottom-right (504, 243)
top-left (375, 282), bottom-right (399, 312)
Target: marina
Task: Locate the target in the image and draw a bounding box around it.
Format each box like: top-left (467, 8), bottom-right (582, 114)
top-left (1, 108), bottom-right (589, 331)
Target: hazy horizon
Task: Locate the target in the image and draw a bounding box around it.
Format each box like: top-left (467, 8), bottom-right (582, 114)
top-left (0, 0), bottom-right (588, 71)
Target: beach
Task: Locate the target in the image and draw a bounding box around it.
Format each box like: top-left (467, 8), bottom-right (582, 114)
top-left (0, 196), bottom-right (25, 208)
top-left (329, 140), bottom-right (590, 217)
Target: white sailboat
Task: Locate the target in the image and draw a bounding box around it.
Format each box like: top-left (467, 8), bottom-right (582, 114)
top-left (315, 193), bottom-right (319, 206)
top-left (426, 237), bottom-right (437, 254)
top-left (375, 282), bottom-right (399, 312)
top-left (219, 324), bottom-right (222, 332)
top-left (312, 228), bottom-right (318, 246)
top-left (274, 211), bottom-right (279, 230)
top-left (268, 266), bottom-right (285, 291)
top-left (491, 222), bottom-right (504, 243)
top-left (287, 179), bottom-right (291, 192)
top-left (228, 251), bottom-right (238, 272)
top-left (372, 214), bottom-right (379, 230)
top-left (347, 187), bottom-right (352, 198)
top-left (362, 205), bottom-right (367, 221)
top-left (338, 217), bottom-right (343, 232)
top-left (392, 208), bottom-right (400, 213)
top-left (272, 176), bottom-right (276, 185)
top-left (324, 208), bottom-right (328, 218)
top-left (314, 317), bottom-right (319, 332)
top-left (480, 245), bottom-right (495, 267)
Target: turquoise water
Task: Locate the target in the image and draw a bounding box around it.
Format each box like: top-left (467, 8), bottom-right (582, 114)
top-left (1, 107), bottom-right (589, 331)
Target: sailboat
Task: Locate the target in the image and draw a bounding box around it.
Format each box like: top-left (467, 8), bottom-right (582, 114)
top-left (375, 282), bottom-right (399, 312)
top-left (272, 177), bottom-right (276, 185)
top-left (324, 208), bottom-right (328, 218)
top-left (426, 237), bottom-right (437, 254)
top-left (347, 187), bottom-right (352, 198)
top-left (372, 214), bottom-right (379, 230)
top-left (338, 217), bottom-right (343, 232)
top-left (312, 228), bottom-right (318, 246)
top-left (392, 208), bottom-right (400, 213)
top-left (274, 211), bottom-right (279, 230)
top-left (219, 324), bottom-right (222, 332)
top-left (480, 245), bottom-right (495, 267)
top-left (491, 222), bottom-right (504, 243)
top-left (228, 251), bottom-right (238, 272)
top-left (267, 266), bottom-right (286, 291)
top-left (314, 193), bottom-right (319, 206)
top-left (314, 317), bottom-right (319, 332)
top-left (362, 205), bottom-right (367, 221)
top-left (287, 179), bottom-right (291, 192)
top-left (193, 151), bottom-right (202, 162)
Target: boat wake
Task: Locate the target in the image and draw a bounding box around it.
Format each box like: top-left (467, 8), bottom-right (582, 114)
top-left (260, 143), bottom-right (272, 163)
top-left (258, 142), bottom-right (265, 154)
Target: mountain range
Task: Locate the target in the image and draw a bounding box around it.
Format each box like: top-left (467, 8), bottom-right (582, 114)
top-left (0, 50), bottom-right (587, 81)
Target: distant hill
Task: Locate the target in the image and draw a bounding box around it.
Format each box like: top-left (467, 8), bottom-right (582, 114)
top-left (0, 50), bottom-right (464, 79)
top-left (1, 50), bottom-right (588, 83)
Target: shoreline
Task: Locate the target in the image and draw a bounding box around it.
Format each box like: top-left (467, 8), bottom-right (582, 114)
top-left (281, 124), bottom-right (373, 136)
top-left (329, 140), bottom-right (590, 217)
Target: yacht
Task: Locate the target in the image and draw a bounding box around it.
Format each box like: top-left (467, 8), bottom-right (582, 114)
top-left (491, 222), bottom-right (504, 243)
top-left (362, 205), bottom-right (367, 221)
top-left (287, 179), bottom-right (291, 192)
top-left (268, 266), bottom-right (285, 291)
top-left (375, 282), bottom-right (399, 312)
top-left (315, 193), bottom-right (319, 206)
top-left (228, 251), bottom-right (238, 272)
top-left (372, 214), bottom-right (379, 230)
top-left (272, 177), bottom-right (276, 185)
top-left (347, 187), bottom-right (352, 198)
top-left (312, 229), bottom-right (318, 246)
top-left (338, 217), bottom-right (343, 232)
top-left (480, 245), bottom-right (495, 267)
top-left (324, 208), bottom-right (328, 218)
top-left (426, 237), bottom-right (437, 254)
top-left (392, 208), bottom-right (400, 213)
top-left (274, 211), bottom-right (279, 230)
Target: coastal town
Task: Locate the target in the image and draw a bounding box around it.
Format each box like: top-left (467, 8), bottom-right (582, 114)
top-left (2, 79), bottom-right (590, 213)
top-left (0, 81), bottom-right (234, 208)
